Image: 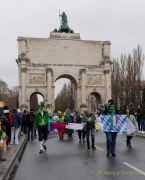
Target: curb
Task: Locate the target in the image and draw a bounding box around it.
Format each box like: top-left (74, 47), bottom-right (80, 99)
top-left (0, 136), bottom-right (27, 180)
top-left (136, 133), bottom-right (145, 138)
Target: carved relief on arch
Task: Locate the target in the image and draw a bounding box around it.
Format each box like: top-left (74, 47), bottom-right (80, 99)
top-left (29, 74), bottom-right (46, 84)
top-left (87, 74), bottom-right (102, 85)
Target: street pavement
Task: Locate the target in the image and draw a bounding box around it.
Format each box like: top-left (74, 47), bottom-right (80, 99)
top-left (13, 132), bottom-right (145, 180)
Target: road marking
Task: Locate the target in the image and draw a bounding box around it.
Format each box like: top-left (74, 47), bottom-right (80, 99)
top-left (123, 162), bottom-right (145, 176)
top-left (95, 145), bottom-right (104, 151)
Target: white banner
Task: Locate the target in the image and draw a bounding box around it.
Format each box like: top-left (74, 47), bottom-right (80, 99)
top-left (66, 123), bottom-right (85, 130)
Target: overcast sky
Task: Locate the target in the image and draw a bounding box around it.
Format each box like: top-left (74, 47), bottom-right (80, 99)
top-left (0, 0), bottom-right (145, 93)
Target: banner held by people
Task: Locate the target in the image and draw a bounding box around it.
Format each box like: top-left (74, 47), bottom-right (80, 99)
top-left (100, 115), bottom-right (127, 133)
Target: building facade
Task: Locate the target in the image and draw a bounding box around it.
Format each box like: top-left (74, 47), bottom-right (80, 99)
top-left (17, 32), bottom-right (112, 111)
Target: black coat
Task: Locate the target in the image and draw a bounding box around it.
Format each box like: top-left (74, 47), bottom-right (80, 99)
top-left (26, 112), bottom-right (35, 128)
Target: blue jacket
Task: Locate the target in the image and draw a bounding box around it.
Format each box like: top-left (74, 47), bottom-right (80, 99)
top-left (11, 112), bottom-right (21, 128)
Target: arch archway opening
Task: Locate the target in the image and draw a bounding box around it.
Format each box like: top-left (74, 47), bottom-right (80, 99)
top-left (87, 92), bottom-right (102, 112)
top-left (55, 75), bottom-right (77, 112)
top-left (30, 92), bottom-right (44, 112)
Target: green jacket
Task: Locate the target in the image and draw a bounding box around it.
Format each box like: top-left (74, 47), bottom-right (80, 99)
top-left (84, 114), bottom-right (96, 129)
top-left (64, 112), bottom-right (71, 123)
top-left (56, 117), bottom-right (64, 123)
top-left (34, 110), bottom-right (50, 128)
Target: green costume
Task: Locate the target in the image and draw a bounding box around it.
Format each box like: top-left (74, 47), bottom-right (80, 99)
top-left (34, 101), bottom-right (50, 153)
top-left (34, 109), bottom-right (50, 128)
top-left (107, 99), bottom-right (116, 115)
top-left (108, 104), bottom-right (116, 115)
top-left (56, 111), bottom-right (64, 122)
top-left (84, 114), bottom-right (95, 129)
top-left (64, 112), bottom-right (74, 138)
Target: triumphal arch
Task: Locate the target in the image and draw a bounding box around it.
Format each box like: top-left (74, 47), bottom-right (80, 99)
top-left (17, 12), bottom-right (112, 111)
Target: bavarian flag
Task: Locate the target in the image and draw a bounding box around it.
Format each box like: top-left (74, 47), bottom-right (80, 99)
top-left (100, 115), bottom-right (127, 133)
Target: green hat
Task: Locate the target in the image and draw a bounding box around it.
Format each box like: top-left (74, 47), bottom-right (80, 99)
top-left (40, 101), bottom-right (45, 107)
top-left (57, 111), bottom-right (62, 115)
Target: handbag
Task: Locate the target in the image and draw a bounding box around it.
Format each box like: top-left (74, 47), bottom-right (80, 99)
top-left (95, 123), bottom-right (101, 131)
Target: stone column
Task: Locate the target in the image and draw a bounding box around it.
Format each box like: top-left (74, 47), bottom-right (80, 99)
top-left (16, 60), bottom-right (22, 108)
top-left (104, 64), bottom-right (112, 103)
top-left (46, 68), bottom-right (53, 107)
top-left (76, 85), bottom-right (81, 110)
top-left (102, 41), bottom-right (112, 103)
top-left (80, 69), bottom-right (87, 109)
top-left (51, 80), bottom-right (55, 112)
top-left (21, 67), bottom-right (27, 110)
top-left (17, 51), bottom-right (29, 110)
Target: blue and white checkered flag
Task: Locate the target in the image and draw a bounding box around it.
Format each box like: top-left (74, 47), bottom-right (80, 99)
top-left (100, 115), bottom-right (127, 132)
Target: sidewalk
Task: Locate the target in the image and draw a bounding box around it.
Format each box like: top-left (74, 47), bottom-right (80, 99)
top-left (0, 135), bottom-right (27, 180)
top-left (136, 131), bottom-right (145, 137)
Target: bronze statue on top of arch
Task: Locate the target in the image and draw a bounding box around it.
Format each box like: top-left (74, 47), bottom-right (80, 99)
top-left (52, 11), bottom-right (74, 33)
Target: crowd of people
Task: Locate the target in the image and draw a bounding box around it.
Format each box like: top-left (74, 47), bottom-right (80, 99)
top-left (0, 105), bottom-right (37, 161)
top-left (0, 98), bottom-right (144, 161)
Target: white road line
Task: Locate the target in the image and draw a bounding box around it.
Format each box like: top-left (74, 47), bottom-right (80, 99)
top-left (95, 145), bottom-right (104, 151)
top-left (123, 162), bottom-right (145, 176)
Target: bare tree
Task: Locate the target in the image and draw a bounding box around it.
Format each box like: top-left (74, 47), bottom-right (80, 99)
top-left (112, 45), bottom-right (144, 108)
top-left (55, 82), bottom-right (75, 112)
top-left (0, 79), bottom-right (19, 109)
top-left (0, 79), bottom-right (10, 100)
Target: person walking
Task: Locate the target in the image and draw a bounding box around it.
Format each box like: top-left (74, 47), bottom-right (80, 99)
top-left (56, 111), bottom-right (65, 140)
top-left (21, 110), bottom-right (27, 134)
top-left (34, 101), bottom-right (50, 154)
top-left (26, 109), bottom-right (35, 141)
top-left (126, 108), bottom-right (138, 148)
top-left (136, 105), bottom-right (142, 131)
top-left (3, 106), bottom-right (12, 146)
top-left (74, 111), bottom-right (86, 143)
top-left (10, 109), bottom-right (21, 144)
top-left (105, 98), bottom-right (117, 157)
top-left (64, 108), bottom-right (74, 140)
top-left (84, 110), bottom-right (96, 150)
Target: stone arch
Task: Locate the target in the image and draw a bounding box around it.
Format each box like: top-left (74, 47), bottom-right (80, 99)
top-left (26, 88), bottom-right (47, 109)
top-left (17, 33), bottom-right (112, 111)
top-left (28, 89), bottom-right (45, 102)
top-left (55, 72), bottom-right (78, 85)
top-left (29, 91), bottom-right (44, 111)
top-left (54, 73), bottom-right (78, 111)
top-left (87, 91), bottom-right (102, 111)
top-left (30, 91), bottom-right (44, 100)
